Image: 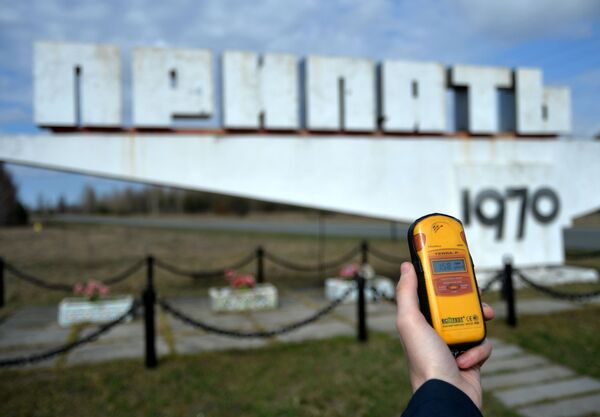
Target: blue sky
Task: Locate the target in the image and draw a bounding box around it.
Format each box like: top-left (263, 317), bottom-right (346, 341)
top-left (1, 0), bottom-right (599, 207)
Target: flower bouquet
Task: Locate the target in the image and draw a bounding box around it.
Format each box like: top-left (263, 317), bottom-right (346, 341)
top-left (209, 270), bottom-right (278, 313)
top-left (58, 279), bottom-right (134, 327)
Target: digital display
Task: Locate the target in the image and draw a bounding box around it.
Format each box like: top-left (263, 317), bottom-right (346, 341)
top-left (432, 259), bottom-right (466, 273)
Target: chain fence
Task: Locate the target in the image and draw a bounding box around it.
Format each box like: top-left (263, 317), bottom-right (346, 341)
top-left (263, 246), bottom-right (360, 272)
top-left (159, 286), bottom-right (353, 338)
top-left (4, 259), bottom-right (145, 292)
top-left (368, 246), bottom-right (407, 265)
top-left (154, 252), bottom-right (256, 279)
top-left (515, 269), bottom-right (600, 301)
top-left (0, 300), bottom-right (139, 368)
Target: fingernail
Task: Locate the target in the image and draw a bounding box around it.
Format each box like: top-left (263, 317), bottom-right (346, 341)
top-left (400, 262), bottom-right (411, 274)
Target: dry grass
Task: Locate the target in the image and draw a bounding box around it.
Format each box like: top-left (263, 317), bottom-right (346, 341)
top-left (0, 223), bottom-right (409, 310)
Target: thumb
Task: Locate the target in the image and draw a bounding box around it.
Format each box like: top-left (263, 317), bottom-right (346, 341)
top-left (396, 262), bottom-right (421, 315)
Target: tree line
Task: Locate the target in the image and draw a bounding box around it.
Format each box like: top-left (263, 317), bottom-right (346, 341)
top-left (39, 184), bottom-right (303, 216)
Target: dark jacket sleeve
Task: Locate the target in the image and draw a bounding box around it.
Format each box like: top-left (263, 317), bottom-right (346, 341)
top-left (401, 379), bottom-right (483, 417)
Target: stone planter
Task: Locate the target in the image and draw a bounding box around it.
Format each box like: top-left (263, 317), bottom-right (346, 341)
top-left (209, 284), bottom-right (278, 312)
top-left (58, 295), bottom-right (134, 327)
top-left (325, 277), bottom-right (395, 303)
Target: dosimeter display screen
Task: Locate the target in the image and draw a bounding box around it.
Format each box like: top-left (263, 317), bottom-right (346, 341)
top-left (432, 259), bottom-right (466, 273)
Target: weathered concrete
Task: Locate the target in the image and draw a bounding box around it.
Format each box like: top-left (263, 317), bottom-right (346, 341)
top-left (518, 393), bottom-right (600, 417)
top-left (488, 344), bottom-right (523, 360)
top-left (494, 377), bottom-right (600, 407)
top-left (483, 365), bottom-right (574, 390)
top-left (482, 354), bottom-right (549, 375)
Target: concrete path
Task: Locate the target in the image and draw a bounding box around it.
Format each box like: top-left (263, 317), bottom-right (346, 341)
top-left (1, 290), bottom-right (599, 416)
top-left (484, 338), bottom-right (600, 417)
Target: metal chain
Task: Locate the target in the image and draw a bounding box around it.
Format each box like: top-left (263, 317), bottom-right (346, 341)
top-left (264, 246), bottom-right (360, 272)
top-left (4, 260), bottom-right (145, 292)
top-left (479, 272), bottom-right (503, 294)
top-left (154, 252), bottom-right (256, 279)
top-left (368, 246), bottom-right (407, 265)
top-left (515, 270), bottom-right (600, 301)
top-left (0, 300), bottom-right (139, 368)
top-left (367, 283), bottom-right (397, 304)
top-left (159, 287), bottom-right (353, 338)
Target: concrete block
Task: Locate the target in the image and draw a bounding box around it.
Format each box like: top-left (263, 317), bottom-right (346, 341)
top-left (132, 47), bottom-right (213, 127)
top-left (490, 344), bottom-right (523, 360)
top-left (34, 41), bottom-right (122, 127)
top-left (518, 393), bottom-right (600, 417)
top-left (306, 55), bottom-right (375, 131)
top-left (483, 354), bottom-right (548, 375)
top-left (223, 51), bottom-right (299, 129)
top-left (381, 60), bottom-right (446, 132)
top-left (515, 68), bottom-right (571, 134)
top-left (483, 365), bottom-right (574, 390)
top-left (451, 65), bottom-right (512, 134)
top-left (494, 377), bottom-right (600, 407)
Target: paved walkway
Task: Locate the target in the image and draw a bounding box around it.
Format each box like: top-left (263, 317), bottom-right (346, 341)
top-left (1, 289), bottom-right (599, 416)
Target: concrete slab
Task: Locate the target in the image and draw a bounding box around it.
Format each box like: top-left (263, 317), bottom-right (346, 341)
top-left (67, 338), bottom-right (169, 365)
top-left (0, 305), bottom-right (58, 329)
top-left (494, 377), bottom-right (600, 407)
top-left (483, 365), bottom-right (575, 390)
top-left (77, 320), bottom-right (145, 341)
top-left (167, 308), bottom-right (258, 333)
top-left (482, 355), bottom-right (549, 375)
top-left (0, 324), bottom-right (71, 349)
top-left (490, 345), bottom-right (523, 360)
top-left (518, 393), bottom-right (600, 417)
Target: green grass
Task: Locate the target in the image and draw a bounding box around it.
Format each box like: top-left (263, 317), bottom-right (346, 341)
top-left (487, 305), bottom-right (600, 379)
top-left (0, 333), bottom-right (518, 417)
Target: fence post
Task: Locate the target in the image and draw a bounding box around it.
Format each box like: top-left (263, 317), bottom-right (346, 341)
top-left (143, 255), bottom-right (157, 368)
top-left (361, 240), bottom-right (369, 265)
top-left (256, 246), bottom-right (265, 284)
top-left (502, 257), bottom-right (517, 327)
top-left (356, 271), bottom-right (368, 342)
top-left (0, 257), bottom-right (4, 309)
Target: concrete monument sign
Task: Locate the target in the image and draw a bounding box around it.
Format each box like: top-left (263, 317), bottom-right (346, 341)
top-left (0, 41), bottom-right (597, 270)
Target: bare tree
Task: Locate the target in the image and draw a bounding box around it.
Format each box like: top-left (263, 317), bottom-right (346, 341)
top-left (0, 162), bottom-right (29, 225)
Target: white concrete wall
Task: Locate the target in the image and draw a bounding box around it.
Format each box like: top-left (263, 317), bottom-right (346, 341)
top-left (515, 69), bottom-right (571, 134)
top-left (381, 60), bottom-right (446, 132)
top-left (451, 65), bottom-right (512, 134)
top-left (34, 41), bottom-right (122, 127)
top-left (305, 56), bottom-right (376, 131)
top-left (222, 51), bottom-right (299, 129)
top-left (1, 134), bottom-right (598, 269)
top-left (132, 47), bottom-right (213, 127)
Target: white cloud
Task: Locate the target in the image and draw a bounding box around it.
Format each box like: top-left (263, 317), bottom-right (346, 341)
top-left (457, 0), bottom-right (600, 42)
top-left (0, 0), bottom-right (599, 135)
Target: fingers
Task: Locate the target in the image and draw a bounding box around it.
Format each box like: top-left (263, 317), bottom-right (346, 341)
top-left (482, 302), bottom-right (494, 321)
top-left (456, 339), bottom-right (493, 369)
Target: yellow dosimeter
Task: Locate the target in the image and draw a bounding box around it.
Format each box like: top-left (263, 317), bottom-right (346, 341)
top-left (408, 213), bottom-right (486, 353)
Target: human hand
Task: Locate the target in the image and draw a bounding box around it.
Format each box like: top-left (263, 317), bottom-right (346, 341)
top-left (395, 262), bottom-right (494, 409)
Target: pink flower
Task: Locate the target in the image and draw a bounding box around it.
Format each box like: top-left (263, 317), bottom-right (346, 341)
top-left (339, 263), bottom-right (359, 278)
top-left (231, 274), bottom-right (256, 289)
top-left (73, 282), bottom-right (85, 295)
top-left (73, 280), bottom-right (110, 300)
